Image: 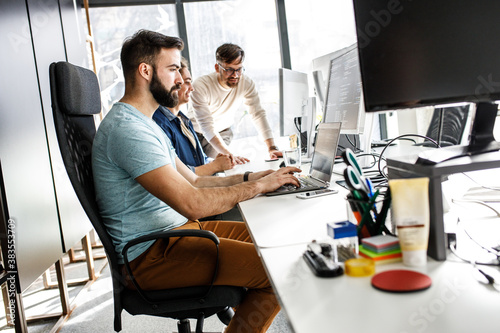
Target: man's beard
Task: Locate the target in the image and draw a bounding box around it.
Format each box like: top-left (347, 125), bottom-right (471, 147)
top-left (225, 77), bottom-right (239, 88)
top-left (150, 69), bottom-right (180, 107)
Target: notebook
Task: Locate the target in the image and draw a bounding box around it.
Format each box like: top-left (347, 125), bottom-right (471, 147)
top-left (266, 122), bottom-right (342, 196)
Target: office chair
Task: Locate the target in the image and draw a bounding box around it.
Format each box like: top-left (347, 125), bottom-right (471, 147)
top-left (418, 105), bottom-right (470, 147)
top-left (49, 61), bottom-right (246, 333)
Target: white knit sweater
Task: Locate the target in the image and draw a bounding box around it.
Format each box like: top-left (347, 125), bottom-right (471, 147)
top-left (188, 72), bottom-right (274, 141)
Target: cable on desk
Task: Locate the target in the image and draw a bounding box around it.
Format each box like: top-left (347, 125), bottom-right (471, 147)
top-left (338, 150), bottom-right (388, 189)
top-left (451, 198), bottom-right (500, 217)
top-left (462, 223), bottom-right (500, 260)
top-left (449, 218), bottom-right (500, 266)
top-left (449, 241), bottom-right (499, 290)
top-left (377, 134), bottom-right (439, 180)
top-left (395, 137), bottom-right (418, 144)
top-left (461, 172), bottom-right (500, 192)
top-left (449, 240), bottom-right (500, 267)
top-left (293, 117), bottom-right (309, 155)
top-left (344, 134), bottom-right (361, 153)
top-left (355, 152), bottom-right (378, 169)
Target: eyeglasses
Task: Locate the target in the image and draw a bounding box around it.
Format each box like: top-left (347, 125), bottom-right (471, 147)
top-left (217, 63), bottom-right (245, 76)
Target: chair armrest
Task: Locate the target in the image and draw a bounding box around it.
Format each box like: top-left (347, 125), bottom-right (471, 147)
top-left (123, 229), bottom-right (219, 251)
top-left (122, 229), bottom-right (220, 304)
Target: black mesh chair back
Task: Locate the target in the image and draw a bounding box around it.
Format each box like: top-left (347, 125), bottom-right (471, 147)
top-left (425, 105), bottom-right (470, 147)
top-left (49, 61), bottom-right (245, 332)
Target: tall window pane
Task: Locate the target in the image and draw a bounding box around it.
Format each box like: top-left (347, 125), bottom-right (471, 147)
top-left (184, 0), bottom-right (281, 140)
top-left (285, 0), bottom-right (381, 139)
top-left (285, 0), bottom-right (357, 73)
top-left (89, 5), bottom-right (179, 114)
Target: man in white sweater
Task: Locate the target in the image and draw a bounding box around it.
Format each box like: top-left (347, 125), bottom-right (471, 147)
top-left (188, 43), bottom-right (282, 164)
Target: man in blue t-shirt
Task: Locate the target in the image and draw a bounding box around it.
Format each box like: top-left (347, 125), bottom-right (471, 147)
top-left (92, 30), bottom-right (300, 333)
top-left (153, 57), bottom-right (234, 175)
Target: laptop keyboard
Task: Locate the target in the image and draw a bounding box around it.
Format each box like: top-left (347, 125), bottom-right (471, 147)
top-left (274, 176), bottom-right (323, 193)
top-left (298, 176), bottom-right (319, 189)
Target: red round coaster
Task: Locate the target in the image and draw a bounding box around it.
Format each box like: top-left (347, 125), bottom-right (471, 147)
top-left (371, 269), bottom-right (432, 293)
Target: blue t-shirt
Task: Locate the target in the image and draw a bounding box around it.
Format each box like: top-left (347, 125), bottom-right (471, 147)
top-left (92, 103), bottom-right (188, 263)
top-left (153, 106), bottom-right (209, 172)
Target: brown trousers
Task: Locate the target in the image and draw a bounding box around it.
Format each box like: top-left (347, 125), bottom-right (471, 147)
top-left (127, 220), bottom-right (280, 333)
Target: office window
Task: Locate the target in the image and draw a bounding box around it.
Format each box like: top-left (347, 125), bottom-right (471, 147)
top-left (184, 0), bottom-right (281, 140)
top-left (89, 5), bottom-right (179, 114)
top-left (285, 0), bottom-right (357, 73)
top-left (284, 0), bottom-right (387, 140)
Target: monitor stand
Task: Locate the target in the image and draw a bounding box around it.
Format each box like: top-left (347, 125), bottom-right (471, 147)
top-left (416, 102), bottom-right (500, 165)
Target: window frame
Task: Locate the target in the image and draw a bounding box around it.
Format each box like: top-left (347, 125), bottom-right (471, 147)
top-left (87, 0), bottom-right (291, 70)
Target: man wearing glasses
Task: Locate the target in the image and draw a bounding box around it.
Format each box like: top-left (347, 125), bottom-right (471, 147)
top-left (189, 43), bottom-right (282, 164)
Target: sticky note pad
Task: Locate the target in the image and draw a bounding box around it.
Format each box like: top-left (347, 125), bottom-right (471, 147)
top-left (361, 235), bottom-right (400, 253)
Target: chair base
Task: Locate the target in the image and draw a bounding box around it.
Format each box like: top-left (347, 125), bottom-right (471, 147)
top-left (176, 308), bottom-right (232, 333)
top-left (216, 307), bottom-right (234, 326)
top-left (176, 317), bottom-right (222, 333)
top-left (177, 318), bottom-right (191, 333)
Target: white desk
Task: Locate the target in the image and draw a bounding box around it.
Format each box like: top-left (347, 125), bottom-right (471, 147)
top-left (229, 154), bottom-right (351, 248)
top-left (238, 184), bottom-right (348, 248)
top-left (236, 153), bottom-right (500, 333)
top-left (259, 244), bottom-right (500, 333)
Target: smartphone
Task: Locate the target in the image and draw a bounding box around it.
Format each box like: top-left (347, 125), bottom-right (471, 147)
top-left (296, 188), bottom-right (338, 199)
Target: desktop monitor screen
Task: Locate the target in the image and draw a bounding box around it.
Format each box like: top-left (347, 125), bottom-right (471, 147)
top-left (352, 0), bottom-right (500, 111)
top-left (322, 44), bottom-right (365, 135)
top-left (279, 68), bottom-right (317, 156)
top-left (312, 44), bottom-right (356, 107)
top-left (279, 68), bottom-right (309, 137)
top-left (352, 0), bottom-right (500, 158)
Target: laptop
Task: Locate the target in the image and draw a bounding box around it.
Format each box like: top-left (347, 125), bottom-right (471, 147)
top-left (266, 122), bottom-right (342, 196)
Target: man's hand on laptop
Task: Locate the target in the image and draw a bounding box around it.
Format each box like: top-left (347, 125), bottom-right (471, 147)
top-left (256, 167), bottom-right (301, 193)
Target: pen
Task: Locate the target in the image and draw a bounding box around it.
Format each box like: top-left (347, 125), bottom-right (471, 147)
top-left (350, 190), bottom-right (375, 236)
top-left (374, 189), bottom-right (392, 234)
top-left (353, 189), bottom-right (380, 236)
top-left (365, 178), bottom-right (374, 197)
top-left (347, 192), bottom-right (369, 237)
top-left (346, 193), bottom-right (362, 223)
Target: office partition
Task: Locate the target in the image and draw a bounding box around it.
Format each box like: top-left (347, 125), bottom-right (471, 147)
top-left (0, 0), bottom-right (91, 291)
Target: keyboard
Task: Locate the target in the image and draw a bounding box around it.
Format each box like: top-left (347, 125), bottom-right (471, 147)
top-left (265, 176), bottom-right (327, 196)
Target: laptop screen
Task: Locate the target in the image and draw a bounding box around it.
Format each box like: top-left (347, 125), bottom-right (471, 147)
top-left (310, 122), bottom-right (342, 182)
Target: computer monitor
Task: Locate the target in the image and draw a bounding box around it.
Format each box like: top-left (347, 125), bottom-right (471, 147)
top-left (352, 0), bottom-right (500, 164)
top-left (279, 68), bottom-right (316, 156)
top-left (323, 43), bottom-right (365, 136)
top-left (312, 45), bottom-right (355, 108)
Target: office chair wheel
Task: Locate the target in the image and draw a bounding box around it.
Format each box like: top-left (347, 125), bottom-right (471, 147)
top-left (195, 312), bottom-right (205, 333)
top-left (216, 306), bottom-right (235, 326)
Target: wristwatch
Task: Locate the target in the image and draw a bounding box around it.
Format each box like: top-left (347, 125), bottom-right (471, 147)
top-left (268, 145), bottom-right (279, 151)
top-left (243, 171), bottom-right (253, 182)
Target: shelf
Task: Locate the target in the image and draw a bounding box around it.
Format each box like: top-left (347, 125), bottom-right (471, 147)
top-left (387, 149), bottom-right (500, 260)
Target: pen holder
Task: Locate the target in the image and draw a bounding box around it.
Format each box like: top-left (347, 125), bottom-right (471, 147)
top-left (345, 188), bottom-right (392, 240)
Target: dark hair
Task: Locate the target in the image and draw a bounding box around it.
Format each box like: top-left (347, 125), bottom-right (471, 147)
top-left (120, 29), bottom-right (184, 83)
top-left (216, 43), bottom-right (245, 64)
top-left (179, 56), bottom-right (190, 77)
top-left (180, 56), bottom-right (189, 70)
